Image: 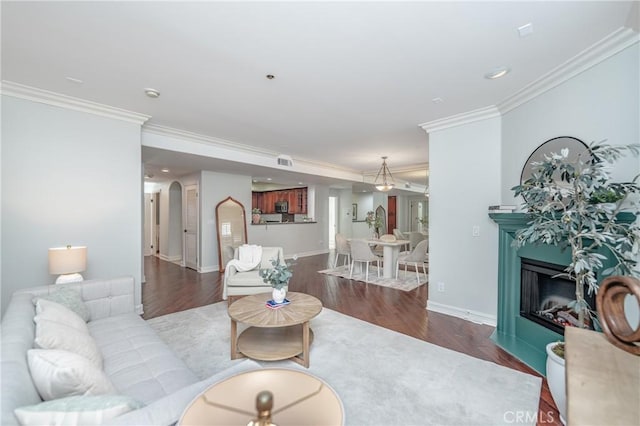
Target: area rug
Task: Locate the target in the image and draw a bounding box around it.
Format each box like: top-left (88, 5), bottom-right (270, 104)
top-left (318, 264), bottom-right (427, 291)
top-left (147, 303), bottom-right (541, 425)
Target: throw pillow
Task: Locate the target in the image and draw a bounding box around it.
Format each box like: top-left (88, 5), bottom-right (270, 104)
top-left (34, 319), bottom-right (103, 369)
top-left (14, 395), bottom-right (144, 426)
top-left (34, 299), bottom-right (89, 334)
top-left (35, 287), bottom-right (90, 322)
top-left (27, 349), bottom-right (116, 401)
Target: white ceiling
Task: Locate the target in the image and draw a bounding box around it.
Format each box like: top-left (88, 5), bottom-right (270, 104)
top-left (2, 1), bottom-right (636, 189)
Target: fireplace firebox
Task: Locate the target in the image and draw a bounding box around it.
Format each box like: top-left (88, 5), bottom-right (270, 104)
top-left (520, 258), bottom-right (595, 335)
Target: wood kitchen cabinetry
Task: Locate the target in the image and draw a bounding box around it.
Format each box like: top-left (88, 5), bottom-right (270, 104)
top-left (252, 187), bottom-right (307, 214)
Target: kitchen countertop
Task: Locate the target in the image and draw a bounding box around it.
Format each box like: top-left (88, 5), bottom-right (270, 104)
top-left (251, 221), bottom-right (317, 225)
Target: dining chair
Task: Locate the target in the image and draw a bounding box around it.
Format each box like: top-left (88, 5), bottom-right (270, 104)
top-left (396, 239), bottom-right (429, 281)
top-left (409, 232), bottom-right (427, 251)
top-left (393, 229), bottom-right (409, 251)
top-left (334, 233), bottom-right (351, 268)
top-left (349, 239), bottom-right (381, 281)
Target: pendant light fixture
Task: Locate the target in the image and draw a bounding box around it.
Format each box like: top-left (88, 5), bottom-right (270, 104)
top-left (374, 156), bottom-right (395, 192)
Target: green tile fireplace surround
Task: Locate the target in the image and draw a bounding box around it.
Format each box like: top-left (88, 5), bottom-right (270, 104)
top-left (488, 212), bottom-right (630, 375)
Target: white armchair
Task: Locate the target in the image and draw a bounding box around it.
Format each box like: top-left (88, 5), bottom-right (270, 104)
top-left (223, 246), bottom-right (285, 300)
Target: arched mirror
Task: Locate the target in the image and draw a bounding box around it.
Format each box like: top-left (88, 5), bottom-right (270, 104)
top-left (215, 197), bottom-right (248, 273)
top-left (375, 205), bottom-right (387, 235)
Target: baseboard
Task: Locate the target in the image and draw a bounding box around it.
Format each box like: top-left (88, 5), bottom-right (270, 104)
top-left (286, 249), bottom-right (329, 259)
top-left (427, 300), bottom-right (497, 327)
top-left (158, 254), bottom-right (182, 262)
top-left (199, 265), bottom-right (220, 273)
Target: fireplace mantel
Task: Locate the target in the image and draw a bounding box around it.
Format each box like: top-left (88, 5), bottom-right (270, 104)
top-left (489, 213), bottom-right (564, 374)
top-left (489, 212), bottom-right (633, 374)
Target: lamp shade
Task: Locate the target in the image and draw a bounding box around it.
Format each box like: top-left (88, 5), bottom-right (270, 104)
top-left (48, 246), bottom-right (87, 275)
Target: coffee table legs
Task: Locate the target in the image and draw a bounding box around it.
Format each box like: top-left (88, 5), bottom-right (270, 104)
top-left (229, 320), bottom-right (313, 367)
top-left (230, 318), bottom-right (244, 360)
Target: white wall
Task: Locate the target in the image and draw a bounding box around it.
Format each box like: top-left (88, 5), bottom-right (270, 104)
top-left (337, 188), bottom-right (353, 238)
top-left (502, 43), bottom-right (640, 205)
top-left (1, 96), bottom-right (143, 314)
top-left (428, 116), bottom-right (502, 324)
top-left (200, 170), bottom-right (253, 272)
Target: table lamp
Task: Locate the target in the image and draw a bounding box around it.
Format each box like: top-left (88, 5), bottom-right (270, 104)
top-left (48, 245), bottom-right (87, 284)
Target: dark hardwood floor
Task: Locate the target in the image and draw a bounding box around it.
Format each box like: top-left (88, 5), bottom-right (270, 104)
top-left (142, 254), bottom-right (561, 426)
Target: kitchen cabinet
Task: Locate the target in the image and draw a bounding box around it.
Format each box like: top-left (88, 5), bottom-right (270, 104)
top-left (252, 187), bottom-right (307, 214)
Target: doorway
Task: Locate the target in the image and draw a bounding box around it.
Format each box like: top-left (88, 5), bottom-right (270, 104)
top-left (168, 181), bottom-right (183, 264)
top-left (328, 196), bottom-right (337, 249)
top-left (184, 184), bottom-right (198, 270)
top-left (387, 196), bottom-right (397, 232)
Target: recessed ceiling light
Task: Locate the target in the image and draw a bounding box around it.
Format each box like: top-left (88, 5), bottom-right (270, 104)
top-left (266, 178), bottom-right (272, 181)
top-left (65, 76), bottom-right (83, 84)
top-left (432, 97), bottom-right (443, 103)
top-left (161, 168), bottom-right (170, 173)
top-left (484, 67), bottom-right (511, 80)
top-left (266, 74), bottom-right (275, 80)
top-left (298, 182), bottom-right (303, 185)
top-left (144, 88), bottom-right (160, 98)
top-left (144, 173), bottom-right (154, 179)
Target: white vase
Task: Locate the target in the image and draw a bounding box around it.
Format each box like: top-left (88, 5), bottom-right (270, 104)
top-left (272, 287), bottom-right (287, 303)
top-left (546, 343), bottom-right (567, 425)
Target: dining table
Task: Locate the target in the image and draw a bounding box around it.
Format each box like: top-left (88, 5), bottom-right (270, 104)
top-left (363, 238), bottom-right (410, 278)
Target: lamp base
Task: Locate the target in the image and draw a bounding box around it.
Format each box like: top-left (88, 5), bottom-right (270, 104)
top-left (55, 273), bottom-right (84, 284)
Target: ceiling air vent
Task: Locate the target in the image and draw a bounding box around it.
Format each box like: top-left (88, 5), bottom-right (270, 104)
top-left (277, 155), bottom-right (293, 167)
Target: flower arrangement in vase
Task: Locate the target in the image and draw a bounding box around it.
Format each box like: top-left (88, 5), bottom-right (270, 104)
top-left (365, 211), bottom-right (383, 238)
top-left (259, 256), bottom-right (297, 303)
top-left (251, 208), bottom-right (261, 224)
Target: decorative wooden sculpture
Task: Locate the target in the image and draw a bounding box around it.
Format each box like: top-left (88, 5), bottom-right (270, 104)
top-left (596, 276), bottom-right (640, 355)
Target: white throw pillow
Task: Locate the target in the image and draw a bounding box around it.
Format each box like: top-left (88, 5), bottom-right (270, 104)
top-left (27, 349), bottom-right (116, 401)
top-left (34, 319), bottom-right (103, 369)
top-left (35, 299), bottom-right (89, 334)
top-left (14, 395), bottom-right (144, 426)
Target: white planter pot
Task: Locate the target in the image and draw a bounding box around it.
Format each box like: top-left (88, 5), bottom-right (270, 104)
top-left (546, 343), bottom-right (567, 425)
top-left (272, 287), bottom-right (287, 304)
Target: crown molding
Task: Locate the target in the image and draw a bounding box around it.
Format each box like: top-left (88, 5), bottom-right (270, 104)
top-left (143, 123), bottom-right (359, 177)
top-left (419, 106), bottom-right (500, 133)
top-left (418, 27), bottom-right (638, 133)
top-left (0, 81), bottom-right (150, 125)
top-left (497, 27), bottom-right (639, 114)
top-left (143, 123), bottom-right (274, 156)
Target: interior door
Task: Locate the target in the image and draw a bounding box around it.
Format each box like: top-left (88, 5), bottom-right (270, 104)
top-left (387, 196), bottom-right (397, 232)
top-left (185, 185), bottom-right (198, 270)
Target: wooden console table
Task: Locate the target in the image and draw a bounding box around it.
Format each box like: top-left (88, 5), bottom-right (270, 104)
top-left (565, 327), bottom-right (639, 425)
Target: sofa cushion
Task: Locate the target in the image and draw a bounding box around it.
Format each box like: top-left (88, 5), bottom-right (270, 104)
top-left (260, 247), bottom-right (283, 269)
top-left (28, 349), bottom-right (116, 401)
top-left (227, 271), bottom-right (270, 287)
top-left (88, 314), bottom-right (198, 405)
top-left (34, 319), bottom-right (103, 369)
top-left (34, 299), bottom-right (89, 333)
top-left (35, 287), bottom-right (90, 322)
top-left (14, 394), bottom-right (144, 426)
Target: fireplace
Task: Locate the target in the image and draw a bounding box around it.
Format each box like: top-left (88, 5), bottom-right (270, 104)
top-left (520, 258), bottom-right (595, 335)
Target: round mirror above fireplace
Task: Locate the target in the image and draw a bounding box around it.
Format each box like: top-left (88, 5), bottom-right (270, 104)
top-left (520, 136), bottom-right (590, 197)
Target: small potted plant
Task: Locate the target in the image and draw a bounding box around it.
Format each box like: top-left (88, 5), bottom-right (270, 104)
top-left (251, 208), bottom-right (261, 224)
top-left (259, 256), bottom-right (297, 303)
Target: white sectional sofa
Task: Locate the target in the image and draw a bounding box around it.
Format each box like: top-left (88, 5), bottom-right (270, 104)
top-left (1, 276), bottom-right (259, 426)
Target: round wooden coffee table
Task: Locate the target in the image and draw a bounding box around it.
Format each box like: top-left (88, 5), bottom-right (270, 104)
top-left (228, 292), bottom-right (322, 368)
top-left (179, 368), bottom-right (343, 425)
